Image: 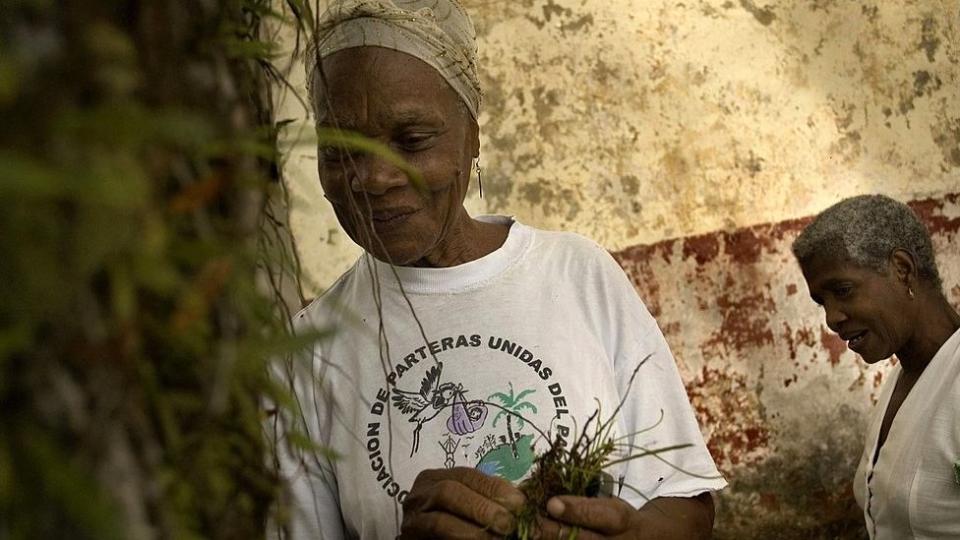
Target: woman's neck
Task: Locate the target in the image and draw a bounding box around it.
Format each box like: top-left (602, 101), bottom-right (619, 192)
top-left (413, 210), bottom-right (510, 268)
top-left (897, 292), bottom-right (960, 374)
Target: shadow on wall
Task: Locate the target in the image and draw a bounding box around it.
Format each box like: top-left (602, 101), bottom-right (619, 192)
top-left (714, 405), bottom-right (867, 540)
top-left (613, 193), bottom-right (960, 539)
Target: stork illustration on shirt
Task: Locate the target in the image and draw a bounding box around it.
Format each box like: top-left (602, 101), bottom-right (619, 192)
top-left (391, 362), bottom-right (488, 456)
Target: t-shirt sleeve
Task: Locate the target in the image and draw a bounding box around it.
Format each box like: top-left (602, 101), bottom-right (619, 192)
top-left (594, 249), bottom-right (727, 508)
top-left (276, 310), bottom-right (349, 540)
top-left (281, 441), bottom-right (346, 540)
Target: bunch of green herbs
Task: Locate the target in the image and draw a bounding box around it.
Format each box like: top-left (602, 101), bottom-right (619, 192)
top-left (510, 356), bottom-right (693, 540)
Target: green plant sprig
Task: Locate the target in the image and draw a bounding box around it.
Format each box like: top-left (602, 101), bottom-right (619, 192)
top-left (508, 354), bottom-right (702, 540)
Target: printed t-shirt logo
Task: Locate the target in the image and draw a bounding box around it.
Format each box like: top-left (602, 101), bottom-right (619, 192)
top-left (362, 333), bottom-right (573, 503)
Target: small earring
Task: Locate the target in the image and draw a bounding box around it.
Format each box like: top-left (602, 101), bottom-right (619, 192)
top-left (908, 287), bottom-right (915, 299)
top-left (475, 157), bottom-right (483, 199)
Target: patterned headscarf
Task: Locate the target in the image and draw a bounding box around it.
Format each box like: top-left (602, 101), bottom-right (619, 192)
top-left (307, 0), bottom-right (482, 119)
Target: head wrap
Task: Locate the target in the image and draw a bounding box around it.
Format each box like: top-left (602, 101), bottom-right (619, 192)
top-left (307, 0), bottom-right (482, 119)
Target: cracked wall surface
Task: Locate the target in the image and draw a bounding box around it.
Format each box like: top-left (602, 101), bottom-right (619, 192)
top-left (467, 0), bottom-right (959, 248)
top-left (275, 1), bottom-right (960, 537)
top-left (613, 194), bottom-right (960, 537)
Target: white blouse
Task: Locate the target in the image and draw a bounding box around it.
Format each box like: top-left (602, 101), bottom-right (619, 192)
top-left (854, 327), bottom-right (960, 539)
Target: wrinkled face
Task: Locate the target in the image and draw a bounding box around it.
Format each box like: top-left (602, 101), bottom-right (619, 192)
top-left (312, 46), bottom-right (479, 265)
top-left (800, 255), bottom-right (914, 363)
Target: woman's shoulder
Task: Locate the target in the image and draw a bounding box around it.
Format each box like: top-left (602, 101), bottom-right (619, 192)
top-left (292, 257), bottom-right (367, 331)
top-left (512, 220), bottom-right (635, 293)
top-left (518, 221), bottom-right (612, 262)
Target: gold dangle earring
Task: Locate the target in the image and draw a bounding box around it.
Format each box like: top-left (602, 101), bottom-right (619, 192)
top-left (475, 155), bottom-right (483, 199)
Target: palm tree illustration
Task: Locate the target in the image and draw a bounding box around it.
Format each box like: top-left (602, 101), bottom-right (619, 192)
top-left (488, 383), bottom-right (538, 458)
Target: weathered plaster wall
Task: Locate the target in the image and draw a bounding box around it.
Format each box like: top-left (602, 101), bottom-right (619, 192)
top-left (614, 194), bottom-right (960, 538)
top-left (274, 1), bottom-right (960, 537)
top-left (470, 0), bottom-right (959, 247)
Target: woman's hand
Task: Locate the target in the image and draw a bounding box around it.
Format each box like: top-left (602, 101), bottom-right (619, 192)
top-left (537, 492), bottom-right (714, 540)
top-left (398, 467), bottom-right (526, 539)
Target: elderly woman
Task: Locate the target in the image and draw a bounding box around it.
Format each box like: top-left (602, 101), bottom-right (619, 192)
top-left (283, 1), bottom-right (726, 538)
top-left (793, 194), bottom-right (960, 539)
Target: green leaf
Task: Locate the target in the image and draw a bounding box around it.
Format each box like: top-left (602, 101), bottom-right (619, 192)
top-left (285, 431), bottom-right (337, 461)
top-left (0, 152), bottom-right (74, 199)
top-left (19, 430), bottom-right (124, 540)
top-left (0, 55), bottom-right (21, 104)
top-left (223, 37), bottom-right (280, 60)
top-left (239, 328), bottom-right (329, 361)
top-left (315, 127), bottom-right (427, 194)
top-left (0, 324), bottom-right (31, 360)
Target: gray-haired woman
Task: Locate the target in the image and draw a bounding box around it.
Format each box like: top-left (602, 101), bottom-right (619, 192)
top-left (793, 194), bottom-right (960, 539)
top-left (281, 0), bottom-right (726, 538)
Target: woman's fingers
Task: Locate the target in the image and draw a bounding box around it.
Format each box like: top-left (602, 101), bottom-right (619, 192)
top-left (408, 467), bottom-right (525, 510)
top-left (534, 516), bottom-right (605, 540)
top-left (545, 496), bottom-right (635, 535)
top-left (402, 467), bottom-right (525, 537)
top-left (399, 510), bottom-right (503, 540)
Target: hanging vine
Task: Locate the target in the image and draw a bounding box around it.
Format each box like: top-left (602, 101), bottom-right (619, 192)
top-left (0, 1), bottom-right (315, 538)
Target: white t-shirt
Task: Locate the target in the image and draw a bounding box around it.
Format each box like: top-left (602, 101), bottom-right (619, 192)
top-left (854, 326), bottom-right (960, 539)
top-left (282, 217), bottom-right (726, 540)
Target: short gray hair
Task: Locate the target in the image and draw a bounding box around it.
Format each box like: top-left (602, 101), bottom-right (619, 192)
top-left (792, 194), bottom-right (942, 289)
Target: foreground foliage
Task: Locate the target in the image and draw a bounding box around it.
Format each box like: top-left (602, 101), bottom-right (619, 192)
top-left (0, 1), bottom-right (312, 538)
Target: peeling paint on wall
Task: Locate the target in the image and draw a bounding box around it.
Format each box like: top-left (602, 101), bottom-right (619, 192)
top-left (612, 193), bottom-right (960, 537)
